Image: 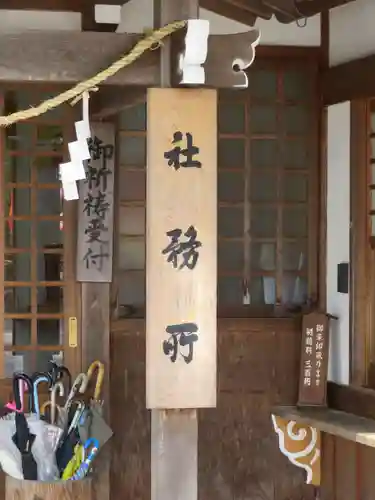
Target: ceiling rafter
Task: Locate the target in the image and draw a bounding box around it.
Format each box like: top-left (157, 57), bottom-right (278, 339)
top-left (203, 0), bottom-right (356, 24)
top-left (226, 0), bottom-right (273, 18)
top-left (201, 0), bottom-right (257, 25)
top-left (0, 0), bottom-right (358, 27)
top-left (263, 0), bottom-right (356, 22)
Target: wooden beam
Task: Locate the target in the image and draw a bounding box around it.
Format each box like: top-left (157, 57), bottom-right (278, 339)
top-left (0, 0), bottom-right (129, 10)
top-left (0, 28), bottom-right (259, 87)
top-left (91, 87), bottom-right (146, 119)
top-left (296, 0), bottom-right (355, 15)
top-left (0, 31), bottom-right (159, 85)
top-left (200, 0), bottom-right (257, 26)
top-left (264, 0), bottom-right (355, 22)
top-left (227, 0), bottom-right (273, 18)
top-left (0, 0), bottom-right (81, 9)
top-left (321, 54), bottom-right (375, 105)
top-left (80, 4), bottom-right (118, 32)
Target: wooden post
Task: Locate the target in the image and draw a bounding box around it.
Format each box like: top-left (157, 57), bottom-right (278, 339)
top-left (5, 476), bottom-right (92, 500)
top-left (147, 88), bottom-right (217, 497)
top-left (78, 123), bottom-right (115, 500)
top-left (149, 2), bottom-right (214, 500)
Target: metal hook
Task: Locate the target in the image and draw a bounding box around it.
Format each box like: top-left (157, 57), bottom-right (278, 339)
top-left (57, 366), bottom-right (72, 392)
top-left (47, 362), bottom-right (60, 385)
top-left (293, 0), bottom-right (308, 28)
top-left (86, 361), bottom-right (105, 401)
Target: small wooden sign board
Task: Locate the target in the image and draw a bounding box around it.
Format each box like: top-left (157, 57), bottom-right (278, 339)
top-left (297, 311), bottom-right (336, 407)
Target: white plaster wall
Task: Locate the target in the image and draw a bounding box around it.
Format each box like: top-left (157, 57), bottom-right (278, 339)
top-left (327, 102), bottom-right (351, 384)
top-left (330, 0), bottom-right (375, 65)
top-left (0, 0), bottom-right (321, 46)
top-left (0, 10), bottom-right (81, 31)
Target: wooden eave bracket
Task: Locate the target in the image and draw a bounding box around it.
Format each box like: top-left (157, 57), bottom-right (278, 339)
top-left (174, 28), bottom-right (261, 88)
top-left (271, 412), bottom-right (321, 486)
top-left (0, 28), bottom-right (261, 89)
top-left (272, 403), bottom-right (375, 486)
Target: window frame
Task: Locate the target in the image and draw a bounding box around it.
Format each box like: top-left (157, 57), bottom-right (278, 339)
top-left (112, 49), bottom-right (322, 322)
top-left (351, 99), bottom-right (375, 386)
top-left (218, 56), bottom-right (320, 317)
top-left (0, 84), bottom-right (81, 383)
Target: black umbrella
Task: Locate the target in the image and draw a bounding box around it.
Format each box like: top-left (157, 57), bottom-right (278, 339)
top-left (11, 373), bottom-right (38, 480)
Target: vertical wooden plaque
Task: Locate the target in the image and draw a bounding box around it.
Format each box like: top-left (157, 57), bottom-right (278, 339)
top-left (298, 312), bottom-right (330, 407)
top-left (77, 123), bottom-right (115, 283)
top-left (146, 88), bottom-right (217, 409)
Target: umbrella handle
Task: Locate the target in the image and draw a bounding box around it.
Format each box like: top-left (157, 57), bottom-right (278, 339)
top-left (41, 401), bottom-right (62, 425)
top-left (67, 400), bottom-right (86, 435)
top-left (86, 361), bottom-right (104, 401)
top-left (33, 375), bottom-right (52, 418)
top-left (64, 373), bottom-right (88, 412)
top-left (71, 440), bottom-right (99, 480)
top-left (51, 381), bottom-right (64, 408)
top-left (13, 373), bottom-right (33, 412)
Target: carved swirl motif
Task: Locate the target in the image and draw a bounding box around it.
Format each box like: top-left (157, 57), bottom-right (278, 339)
top-left (177, 24), bottom-right (261, 88)
top-left (231, 30), bottom-right (260, 88)
top-left (271, 415), bottom-right (321, 486)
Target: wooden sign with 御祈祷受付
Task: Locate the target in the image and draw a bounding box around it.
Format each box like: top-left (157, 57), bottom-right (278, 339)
top-left (298, 312), bottom-right (330, 407)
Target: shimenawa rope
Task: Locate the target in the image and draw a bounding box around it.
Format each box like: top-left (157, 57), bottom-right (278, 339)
top-left (0, 20), bottom-right (187, 127)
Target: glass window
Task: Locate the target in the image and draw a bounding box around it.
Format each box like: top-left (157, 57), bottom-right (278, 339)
top-left (115, 63), bottom-right (318, 313)
top-left (2, 89), bottom-right (70, 376)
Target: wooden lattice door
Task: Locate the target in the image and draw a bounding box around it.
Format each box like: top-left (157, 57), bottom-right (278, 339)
top-left (0, 87), bottom-right (80, 381)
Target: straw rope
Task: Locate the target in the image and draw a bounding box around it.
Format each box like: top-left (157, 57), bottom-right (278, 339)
top-left (0, 20), bottom-right (187, 127)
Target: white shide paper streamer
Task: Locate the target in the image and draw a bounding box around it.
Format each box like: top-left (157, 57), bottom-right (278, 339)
top-left (179, 19), bottom-right (210, 85)
top-left (59, 92), bottom-right (92, 200)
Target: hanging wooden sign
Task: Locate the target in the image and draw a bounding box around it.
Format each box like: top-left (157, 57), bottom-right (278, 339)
top-left (146, 88), bottom-right (217, 409)
top-left (298, 312), bottom-right (330, 407)
top-left (77, 123), bottom-right (115, 283)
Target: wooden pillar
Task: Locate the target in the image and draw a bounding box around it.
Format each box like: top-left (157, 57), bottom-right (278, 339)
top-left (149, 2), bottom-right (216, 499)
top-left (77, 123), bottom-right (115, 500)
top-left (147, 88), bottom-right (217, 499)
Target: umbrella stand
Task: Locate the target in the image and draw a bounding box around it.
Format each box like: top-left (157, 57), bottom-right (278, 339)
top-left (5, 475), bottom-right (93, 500)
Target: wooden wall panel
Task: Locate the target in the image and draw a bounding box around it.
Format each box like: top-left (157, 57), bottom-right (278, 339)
top-left (358, 445), bottom-right (375, 500)
top-left (320, 434), bottom-right (335, 500)
top-left (334, 438), bottom-right (356, 500)
top-left (110, 317), bottom-right (313, 500)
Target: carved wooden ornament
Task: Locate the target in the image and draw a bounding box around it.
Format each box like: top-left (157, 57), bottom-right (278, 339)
top-left (271, 415), bottom-right (321, 486)
top-left (176, 28), bottom-right (260, 88)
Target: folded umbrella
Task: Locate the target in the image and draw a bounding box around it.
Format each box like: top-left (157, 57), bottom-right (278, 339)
top-left (11, 374), bottom-right (38, 480)
top-left (55, 400), bottom-right (85, 475)
top-left (78, 360), bottom-right (112, 447)
top-left (12, 412), bottom-right (37, 480)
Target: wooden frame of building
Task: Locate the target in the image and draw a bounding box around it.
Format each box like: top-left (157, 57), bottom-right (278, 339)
top-left (4, 0), bottom-right (375, 499)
